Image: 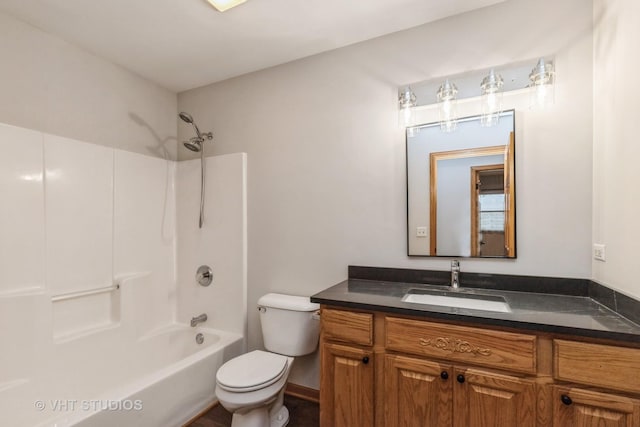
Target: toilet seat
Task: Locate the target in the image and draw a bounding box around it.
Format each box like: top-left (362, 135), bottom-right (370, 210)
top-left (217, 350), bottom-right (288, 392)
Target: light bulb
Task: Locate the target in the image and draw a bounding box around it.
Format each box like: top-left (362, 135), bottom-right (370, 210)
top-left (529, 58), bottom-right (555, 109)
top-left (398, 86), bottom-right (417, 128)
top-left (437, 80), bottom-right (458, 133)
top-left (480, 69), bottom-right (503, 127)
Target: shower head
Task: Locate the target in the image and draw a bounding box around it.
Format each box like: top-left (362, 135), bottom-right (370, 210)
top-left (179, 112), bottom-right (194, 124)
top-left (179, 111), bottom-right (203, 139)
top-left (183, 137), bottom-right (202, 152)
top-left (179, 112), bottom-right (213, 153)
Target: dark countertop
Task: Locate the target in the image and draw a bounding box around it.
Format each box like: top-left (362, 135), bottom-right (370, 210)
top-left (311, 279), bottom-right (640, 343)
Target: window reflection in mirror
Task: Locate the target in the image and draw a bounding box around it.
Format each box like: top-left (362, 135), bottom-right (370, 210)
top-left (407, 110), bottom-right (515, 258)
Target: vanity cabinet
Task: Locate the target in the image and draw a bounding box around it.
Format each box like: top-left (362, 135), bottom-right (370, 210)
top-left (319, 306), bottom-right (640, 427)
top-left (319, 308), bottom-right (375, 426)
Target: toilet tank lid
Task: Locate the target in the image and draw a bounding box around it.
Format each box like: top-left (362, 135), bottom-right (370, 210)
top-left (258, 293), bottom-right (319, 312)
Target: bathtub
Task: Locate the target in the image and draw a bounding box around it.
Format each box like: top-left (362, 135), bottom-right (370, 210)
top-left (2, 325), bottom-right (243, 427)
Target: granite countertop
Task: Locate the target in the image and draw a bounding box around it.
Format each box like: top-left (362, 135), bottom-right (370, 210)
top-left (311, 278), bottom-right (640, 343)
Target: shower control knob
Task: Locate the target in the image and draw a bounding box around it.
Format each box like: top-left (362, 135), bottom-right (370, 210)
top-left (196, 265), bottom-right (213, 287)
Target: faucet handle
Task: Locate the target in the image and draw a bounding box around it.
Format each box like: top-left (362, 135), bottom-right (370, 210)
top-left (451, 260), bottom-right (460, 269)
top-left (196, 265), bottom-right (213, 287)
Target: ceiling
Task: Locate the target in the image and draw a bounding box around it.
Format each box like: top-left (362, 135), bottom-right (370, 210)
top-left (0, 0), bottom-right (505, 92)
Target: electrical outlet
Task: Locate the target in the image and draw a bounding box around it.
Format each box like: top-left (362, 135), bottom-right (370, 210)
top-left (593, 244), bottom-right (606, 261)
top-left (416, 226), bottom-right (427, 238)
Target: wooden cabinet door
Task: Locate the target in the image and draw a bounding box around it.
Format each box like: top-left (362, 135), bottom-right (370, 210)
top-left (453, 367), bottom-right (536, 427)
top-left (320, 342), bottom-right (374, 427)
top-left (384, 354), bottom-right (452, 427)
top-left (552, 386), bottom-right (640, 427)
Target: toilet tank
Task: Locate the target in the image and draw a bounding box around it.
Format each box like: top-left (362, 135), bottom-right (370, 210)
top-left (258, 293), bottom-right (320, 356)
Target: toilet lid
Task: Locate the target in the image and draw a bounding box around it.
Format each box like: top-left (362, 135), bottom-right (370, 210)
top-left (216, 350), bottom-right (288, 392)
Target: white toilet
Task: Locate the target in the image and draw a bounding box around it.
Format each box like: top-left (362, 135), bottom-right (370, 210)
top-left (215, 293), bottom-right (320, 427)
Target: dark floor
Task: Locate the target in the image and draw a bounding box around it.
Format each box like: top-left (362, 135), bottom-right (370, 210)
top-left (188, 395), bottom-right (319, 427)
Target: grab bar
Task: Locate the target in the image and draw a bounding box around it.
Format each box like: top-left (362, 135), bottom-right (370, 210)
top-left (52, 284), bottom-right (120, 302)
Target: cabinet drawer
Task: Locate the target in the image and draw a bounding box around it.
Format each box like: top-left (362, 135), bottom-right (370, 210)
top-left (321, 308), bottom-right (373, 346)
top-left (554, 339), bottom-right (640, 393)
top-left (385, 316), bottom-right (536, 374)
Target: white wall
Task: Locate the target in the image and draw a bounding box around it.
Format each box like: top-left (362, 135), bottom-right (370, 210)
top-left (178, 0), bottom-right (594, 388)
top-left (0, 122), bottom-right (177, 338)
top-left (114, 150), bottom-right (177, 336)
top-left (593, 0), bottom-right (640, 299)
top-left (0, 11), bottom-right (178, 159)
top-left (176, 154), bottom-right (248, 339)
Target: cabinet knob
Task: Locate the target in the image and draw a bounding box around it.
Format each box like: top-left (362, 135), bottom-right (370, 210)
top-left (440, 371), bottom-right (449, 380)
top-left (561, 395), bottom-right (572, 406)
top-left (456, 374), bottom-right (465, 384)
top-left (362, 356), bottom-right (369, 364)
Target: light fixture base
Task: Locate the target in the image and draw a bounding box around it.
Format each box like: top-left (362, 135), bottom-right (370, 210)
top-left (207, 0), bottom-right (247, 12)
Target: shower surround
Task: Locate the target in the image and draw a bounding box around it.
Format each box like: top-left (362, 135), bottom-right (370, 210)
top-left (0, 122), bottom-right (247, 426)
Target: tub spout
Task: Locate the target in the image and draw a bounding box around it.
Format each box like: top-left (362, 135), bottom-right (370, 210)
top-left (191, 314), bottom-right (207, 327)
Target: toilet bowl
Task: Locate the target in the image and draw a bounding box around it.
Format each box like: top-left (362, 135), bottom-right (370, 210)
top-left (216, 350), bottom-right (293, 426)
top-left (215, 293), bottom-right (320, 427)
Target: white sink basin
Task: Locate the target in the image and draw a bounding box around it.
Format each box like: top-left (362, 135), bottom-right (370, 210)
top-left (402, 290), bottom-right (511, 313)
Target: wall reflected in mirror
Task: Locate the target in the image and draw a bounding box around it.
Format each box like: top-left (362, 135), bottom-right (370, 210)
top-left (407, 110), bottom-right (515, 258)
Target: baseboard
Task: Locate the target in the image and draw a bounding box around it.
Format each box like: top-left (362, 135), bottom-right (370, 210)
top-left (181, 401), bottom-right (219, 427)
top-left (285, 382), bottom-right (319, 403)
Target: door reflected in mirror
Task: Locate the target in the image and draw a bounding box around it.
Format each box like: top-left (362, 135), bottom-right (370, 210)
top-left (407, 111), bottom-right (515, 258)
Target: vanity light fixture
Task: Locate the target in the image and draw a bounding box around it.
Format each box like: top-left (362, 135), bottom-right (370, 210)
top-left (528, 58), bottom-right (555, 109)
top-left (437, 79), bottom-right (458, 132)
top-left (398, 86), bottom-right (417, 130)
top-left (206, 0), bottom-right (247, 12)
top-left (480, 69), bottom-right (504, 127)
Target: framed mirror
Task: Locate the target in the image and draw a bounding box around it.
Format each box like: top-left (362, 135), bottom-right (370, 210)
top-left (407, 110), bottom-right (515, 257)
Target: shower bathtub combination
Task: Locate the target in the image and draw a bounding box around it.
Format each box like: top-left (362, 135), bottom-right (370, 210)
top-left (0, 121), bottom-right (248, 426)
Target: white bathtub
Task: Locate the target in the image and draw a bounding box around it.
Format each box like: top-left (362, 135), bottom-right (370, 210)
top-left (2, 325), bottom-right (243, 427)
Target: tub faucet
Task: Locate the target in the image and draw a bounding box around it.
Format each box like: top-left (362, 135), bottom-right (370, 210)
top-left (190, 313), bottom-right (207, 327)
top-left (451, 260), bottom-right (460, 290)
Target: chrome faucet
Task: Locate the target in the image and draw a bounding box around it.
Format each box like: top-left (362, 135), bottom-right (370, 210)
top-left (190, 313), bottom-right (207, 327)
top-left (451, 260), bottom-right (460, 290)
